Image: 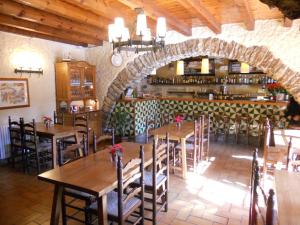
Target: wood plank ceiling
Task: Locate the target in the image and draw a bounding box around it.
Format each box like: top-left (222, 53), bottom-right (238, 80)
top-left (0, 0), bottom-right (285, 47)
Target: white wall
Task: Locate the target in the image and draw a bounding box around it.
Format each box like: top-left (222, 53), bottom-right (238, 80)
top-left (0, 32), bottom-right (86, 126)
top-left (86, 19), bottom-right (300, 109)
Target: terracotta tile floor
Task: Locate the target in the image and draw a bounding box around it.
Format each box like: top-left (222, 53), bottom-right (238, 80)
top-left (0, 141), bottom-right (254, 225)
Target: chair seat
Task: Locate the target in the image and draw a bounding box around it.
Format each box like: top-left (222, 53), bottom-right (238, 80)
top-left (25, 142), bottom-right (52, 151)
top-left (89, 191), bottom-right (141, 218)
top-left (144, 170), bottom-right (166, 188)
top-left (64, 188), bottom-right (96, 201)
top-left (175, 143), bottom-right (195, 151)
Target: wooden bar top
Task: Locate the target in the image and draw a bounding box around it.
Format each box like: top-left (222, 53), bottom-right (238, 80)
top-left (119, 97), bottom-right (288, 106)
top-left (38, 142), bottom-right (152, 197)
top-left (275, 170), bottom-right (300, 225)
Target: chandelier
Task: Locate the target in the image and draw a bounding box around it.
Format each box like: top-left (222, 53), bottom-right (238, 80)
top-left (108, 8), bottom-right (167, 53)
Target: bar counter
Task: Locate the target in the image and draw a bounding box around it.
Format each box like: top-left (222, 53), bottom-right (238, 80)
top-left (112, 97), bottom-right (288, 136)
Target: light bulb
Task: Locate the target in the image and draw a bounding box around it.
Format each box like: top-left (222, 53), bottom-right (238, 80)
top-left (121, 27), bottom-right (130, 41)
top-left (136, 13), bottom-right (147, 36)
top-left (108, 24), bottom-right (116, 42)
top-left (114, 17), bottom-right (124, 39)
top-left (142, 28), bottom-right (151, 41)
top-left (156, 17), bottom-right (166, 38)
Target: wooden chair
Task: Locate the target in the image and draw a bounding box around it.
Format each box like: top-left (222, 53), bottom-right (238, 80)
top-left (175, 119), bottom-right (200, 171)
top-left (8, 116), bottom-right (25, 170)
top-left (160, 113), bottom-right (170, 126)
top-left (88, 146), bottom-right (145, 225)
top-left (199, 114), bottom-right (210, 161)
top-left (213, 113), bottom-right (230, 142)
top-left (92, 128), bottom-right (115, 153)
top-left (235, 114), bottom-right (251, 144)
top-left (263, 119), bottom-right (289, 174)
top-left (73, 112), bottom-right (90, 153)
top-left (59, 136), bottom-right (95, 224)
top-left (146, 117), bottom-right (156, 143)
top-left (249, 149), bottom-right (276, 225)
top-left (143, 134), bottom-right (169, 224)
top-left (287, 136), bottom-right (300, 172)
top-left (53, 110), bottom-right (64, 125)
top-left (23, 119), bottom-right (52, 174)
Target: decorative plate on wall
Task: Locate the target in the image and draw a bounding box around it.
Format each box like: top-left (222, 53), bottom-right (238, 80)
top-left (111, 53), bottom-right (123, 67)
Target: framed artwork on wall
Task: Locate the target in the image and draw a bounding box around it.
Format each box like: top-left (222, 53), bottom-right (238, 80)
top-left (0, 78), bottom-right (30, 110)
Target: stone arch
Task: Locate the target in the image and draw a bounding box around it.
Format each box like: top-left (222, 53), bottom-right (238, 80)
top-left (102, 37), bottom-right (300, 121)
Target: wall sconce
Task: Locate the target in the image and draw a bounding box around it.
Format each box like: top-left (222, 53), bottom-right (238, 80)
top-left (176, 60), bottom-right (184, 75)
top-left (201, 58), bottom-right (209, 74)
top-left (11, 49), bottom-right (44, 76)
top-left (240, 62), bottom-right (250, 73)
top-left (14, 67), bottom-right (43, 75)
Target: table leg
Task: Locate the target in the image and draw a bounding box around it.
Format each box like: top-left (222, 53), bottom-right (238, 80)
top-left (97, 195), bottom-right (108, 225)
top-left (50, 184), bottom-right (63, 225)
top-left (181, 138), bottom-right (187, 179)
top-left (52, 137), bottom-right (58, 168)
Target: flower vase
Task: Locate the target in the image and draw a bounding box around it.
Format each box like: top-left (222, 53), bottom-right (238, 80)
top-left (276, 93), bottom-right (285, 102)
top-left (45, 121), bottom-right (50, 129)
top-left (176, 122), bottom-right (181, 128)
top-left (110, 153), bottom-right (117, 166)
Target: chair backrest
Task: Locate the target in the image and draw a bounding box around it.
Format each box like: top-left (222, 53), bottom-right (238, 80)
top-left (93, 128), bottom-right (115, 153)
top-left (152, 133), bottom-right (169, 188)
top-left (58, 134), bottom-right (87, 166)
top-left (53, 110), bottom-right (64, 125)
top-left (160, 114), bottom-right (170, 126)
top-left (146, 117), bottom-right (156, 142)
top-left (23, 119), bottom-right (38, 150)
top-left (8, 116), bottom-right (24, 148)
top-left (200, 114), bottom-right (210, 161)
top-left (249, 148), bottom-right (276, 225)
top-left (193, 118), bottom-right (201, 164)
top-left (117, 146), bottom-right (144, 224)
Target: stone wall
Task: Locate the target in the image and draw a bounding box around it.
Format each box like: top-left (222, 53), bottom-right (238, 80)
top-left (86, 19), bottom-right (300, 125)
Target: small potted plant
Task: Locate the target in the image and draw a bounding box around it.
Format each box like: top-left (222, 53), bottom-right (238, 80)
top-left (42, 116), bottom-right (52, 128)
top-left (109, 144), bottom-right (124, 164)
top-left (175, 115), bottom-right (184, 128)
top-left (267, 83), bottom-right (286, 101)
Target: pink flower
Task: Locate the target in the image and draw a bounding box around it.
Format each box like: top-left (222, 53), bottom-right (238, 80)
top-left (110, 144), bottom-right (124, 156)
top-left (175, 115), bottom-right (184, 123)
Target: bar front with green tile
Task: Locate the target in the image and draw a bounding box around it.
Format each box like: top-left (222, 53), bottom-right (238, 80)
top-left (111, 98), bottom-right (288, 136)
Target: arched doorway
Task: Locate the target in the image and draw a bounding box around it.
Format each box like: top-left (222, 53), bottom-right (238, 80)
top-left (102, 37), bottom-right (300, 123)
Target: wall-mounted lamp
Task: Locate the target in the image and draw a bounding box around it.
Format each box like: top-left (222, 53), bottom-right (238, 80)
top-left (176, 60), bottom-right (184, 75)
top-left (240, 62), bottom-right (250, 73)
top-left (201, 58), bottom-right (209, 74)
top-left (14, 67), bottom-right (43, 75)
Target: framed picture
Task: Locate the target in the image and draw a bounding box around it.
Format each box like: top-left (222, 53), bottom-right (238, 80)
top-left (0, 78), bottom-right (30, 110)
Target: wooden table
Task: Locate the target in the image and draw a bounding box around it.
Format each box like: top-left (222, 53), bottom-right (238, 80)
top-left (38, 142), bottom-right (152, 225)
top-left (150, 121), bottom-right (194, 179)
top-left (35, 123), bottom-right (78, 168)
top-left (275, 170), bottom-right (300, 225)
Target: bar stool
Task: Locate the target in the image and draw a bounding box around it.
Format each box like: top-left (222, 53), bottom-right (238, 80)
top-left (213, 113), bottom-right (230, 142)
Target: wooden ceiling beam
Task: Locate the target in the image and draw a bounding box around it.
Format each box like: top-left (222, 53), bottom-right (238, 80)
top-left (176, 0), bottom-right (221, 34)
top-left (0, 0), bottom-right (106, 41)
top-left (117, 0), bottom-right (191, 36)
top-left (62, 0), bottom-right (134, 20)
top-left (283, 17), bottom-right (293, 27)
top-left (234, 0), bottom-right (255, 30)
top-left (13, 0), bottom-right (110, 30)
top-left (0, 13), bottom-right (101, 45)
top-left (62, 0), bottom-right (158, 39)
top-left (0, 24), bottom-right (87, 46)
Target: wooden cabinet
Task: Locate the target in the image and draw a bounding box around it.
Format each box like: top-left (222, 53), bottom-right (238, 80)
top-left (55, 61), bottom-right (96, 109)
top-left (55, 61), bottom-right (101, 143)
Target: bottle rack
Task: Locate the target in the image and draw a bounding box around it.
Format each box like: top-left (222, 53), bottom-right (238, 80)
top-left (147, 74), bottom-right (276, 85)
